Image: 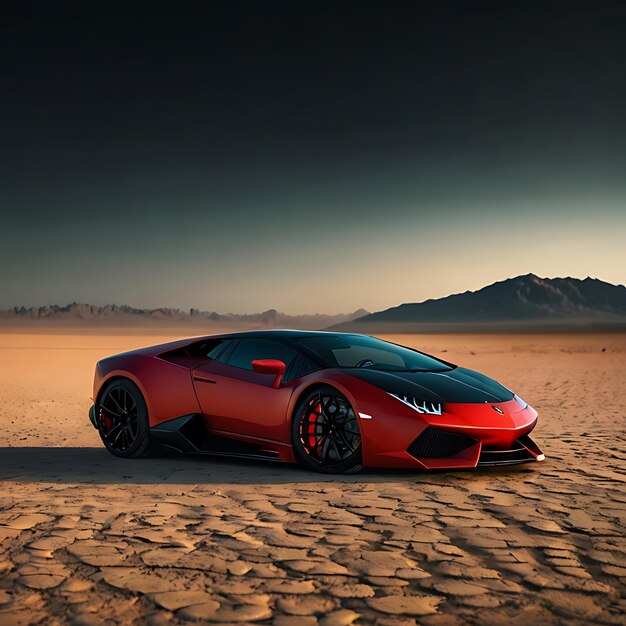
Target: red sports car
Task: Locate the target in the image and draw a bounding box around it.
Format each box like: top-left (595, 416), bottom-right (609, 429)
top-left (89, 330), bottom-right (545, 473)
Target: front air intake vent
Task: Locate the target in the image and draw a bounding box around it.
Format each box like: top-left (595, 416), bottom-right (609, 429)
top-left (408, 427), bottom-right (477, 459)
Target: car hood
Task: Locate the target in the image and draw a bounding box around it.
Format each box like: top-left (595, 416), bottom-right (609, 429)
top-left (344, 367), bottom-right (514, 403)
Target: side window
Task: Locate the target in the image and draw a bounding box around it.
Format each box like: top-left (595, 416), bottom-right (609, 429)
top-left (225, 339), bottom-right (298, 371)
top-left (179, 339), bottom-right (225, 358)
top-left (205, 341), bottom-right (226, 359)
top-left (214, 340), bottom-right (237, 362)
top-left (284, 353), bottom-right (321, 382)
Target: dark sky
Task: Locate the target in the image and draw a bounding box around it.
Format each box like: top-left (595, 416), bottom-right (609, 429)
top-left (2, 1), bottom-right (625, 313)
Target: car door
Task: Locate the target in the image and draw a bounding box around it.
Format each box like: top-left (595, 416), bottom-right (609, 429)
top-left (192, 338), bottom-right (299, 443)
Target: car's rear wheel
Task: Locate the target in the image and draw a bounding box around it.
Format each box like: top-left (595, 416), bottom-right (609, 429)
top-left (292, 386), bottom-right (363, 474)
top-left (97, 379), bottom-right (154, 458)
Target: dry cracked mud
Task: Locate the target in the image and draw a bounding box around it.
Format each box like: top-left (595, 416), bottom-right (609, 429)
top-left (0, 331), bottom-right (624, 625)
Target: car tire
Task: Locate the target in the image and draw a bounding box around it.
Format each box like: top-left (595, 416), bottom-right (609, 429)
top-left (97, 379), bottom-right (155, 458)
top-left (292, 385), bottom-right (363, 474)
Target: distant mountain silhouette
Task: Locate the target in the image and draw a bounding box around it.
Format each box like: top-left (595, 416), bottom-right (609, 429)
top-left (332, 274), bottom-right (626, 332)
top-left (0, 303), bottom-right (369, 330)
top-left (3, 275), bottom-right (625, 333)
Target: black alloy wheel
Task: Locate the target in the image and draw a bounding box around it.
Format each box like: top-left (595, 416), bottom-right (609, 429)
top-left (292, 386), bottom-right (363, 474)
top-left (97, 379), bottom-right (154, 458)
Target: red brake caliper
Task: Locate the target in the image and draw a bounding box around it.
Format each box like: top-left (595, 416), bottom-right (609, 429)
top-left (101, 411), bottom-right (112, 432)
top-left (307, 401), bottom-right (321, 451)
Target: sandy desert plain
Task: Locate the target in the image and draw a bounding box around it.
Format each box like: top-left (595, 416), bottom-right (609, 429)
top-left (0, 327), bottom-right (624, 626)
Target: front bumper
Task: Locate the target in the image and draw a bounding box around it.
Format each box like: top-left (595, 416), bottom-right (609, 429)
top-left (357, 395), bottom-right (545, 469)
top-left (407, 426), bottom-right (545, 468)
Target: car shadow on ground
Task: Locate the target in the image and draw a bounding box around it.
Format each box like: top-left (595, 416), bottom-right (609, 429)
top-left (0, 447), bottom-right (539, 485)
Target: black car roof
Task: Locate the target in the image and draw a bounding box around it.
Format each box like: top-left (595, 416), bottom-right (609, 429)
top-left (207, 329), bottom-right (357, 340)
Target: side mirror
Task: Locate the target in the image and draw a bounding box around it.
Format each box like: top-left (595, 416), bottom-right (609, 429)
top-left (251, 359), bottom-right (286, 389)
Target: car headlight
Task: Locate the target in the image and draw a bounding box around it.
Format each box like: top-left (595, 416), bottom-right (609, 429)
top-left (388, 393), bottom-right (442, 415)
top-left (514, 394), bottom-right (528, 409)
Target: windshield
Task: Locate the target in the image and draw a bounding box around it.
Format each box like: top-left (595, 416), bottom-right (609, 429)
top-left (295, 335), bottom-right (453, 372)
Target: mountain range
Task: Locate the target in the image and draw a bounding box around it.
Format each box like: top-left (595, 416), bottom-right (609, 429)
top-left (0, 303), bottom-right (369, 330)
top-left (2, 275), bottom-right (625, 332)
top-left (333, 274), bottom-right (626, 332)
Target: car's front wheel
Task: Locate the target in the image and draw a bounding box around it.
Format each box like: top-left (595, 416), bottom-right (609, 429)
top-left (97, 379), bottom-right (154, 458)
top-left (292, 386), bottom-right (363, 474)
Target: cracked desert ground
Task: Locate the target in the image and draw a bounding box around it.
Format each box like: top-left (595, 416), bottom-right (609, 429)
top-left (0, 329), bottom-right (624, 626)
